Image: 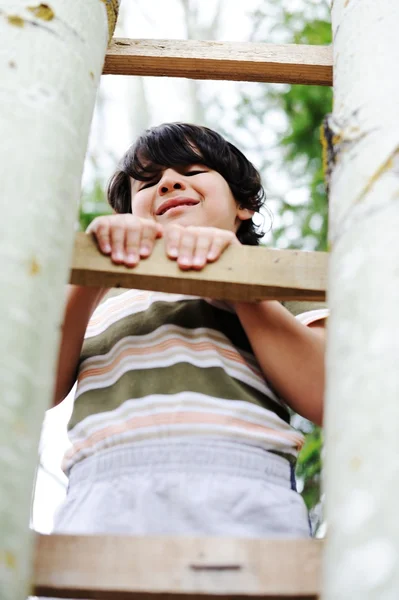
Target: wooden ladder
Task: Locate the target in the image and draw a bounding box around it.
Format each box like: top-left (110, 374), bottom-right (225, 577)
top-left (32, 36), bottom-right (331, 600)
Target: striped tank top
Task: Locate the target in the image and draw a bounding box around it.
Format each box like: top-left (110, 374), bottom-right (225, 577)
top-left (62, 290), bottom-right (306, 475)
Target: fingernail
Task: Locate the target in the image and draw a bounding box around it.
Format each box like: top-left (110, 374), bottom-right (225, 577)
top-left (126, 253), bottom-right (137, 263)
top-left (193, 257), bottom-right (203, 266)
top-left (103, 244), bottom-right (111, 253)
top-left (179, 256), bottom-right (190, 265)
top-left (113, 251), bottom-right (123, 261)
top-left (140, 246), bottom-right (150, 256)
top-left (168, 247), bottom-right (178, 257)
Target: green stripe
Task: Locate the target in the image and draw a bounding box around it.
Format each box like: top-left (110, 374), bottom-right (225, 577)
top-left (81, 298), bottom-right (253, 362)
top-left (69, 362), bottom-right (290, 430)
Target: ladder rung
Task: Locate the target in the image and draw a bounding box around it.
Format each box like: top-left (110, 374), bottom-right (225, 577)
top-left (71, 233), bottom-right (327, 302)
top-left (103, 38), bottom-right (332, 86)
top-left (33, 534), bottom-right (322, 599)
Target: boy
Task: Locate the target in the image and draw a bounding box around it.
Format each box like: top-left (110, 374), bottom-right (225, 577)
top-left (53, 123), bottom-right (326, 538)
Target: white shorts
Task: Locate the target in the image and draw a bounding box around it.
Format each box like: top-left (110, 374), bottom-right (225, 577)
top-left (54, 439), bottom-right (310, 538)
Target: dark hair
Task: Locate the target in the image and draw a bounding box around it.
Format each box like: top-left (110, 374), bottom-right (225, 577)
top-left (107, 122), bottom-right (266, 245)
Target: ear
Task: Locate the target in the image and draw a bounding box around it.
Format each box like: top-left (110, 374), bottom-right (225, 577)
top-left (236, 206), bottom-right (254, 221)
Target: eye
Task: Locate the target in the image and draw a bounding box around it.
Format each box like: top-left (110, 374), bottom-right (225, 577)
top-left (185, 169), bottom-right (207, 176)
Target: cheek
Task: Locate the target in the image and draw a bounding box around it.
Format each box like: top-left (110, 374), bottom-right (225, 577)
top-left (131, 192), bottom-right (153, 217)
top-left (213, 182), bottom-right (238, 212)
top-left (204, 179), bottom-right (232, 202)
top-left (204, 184), bottom-right (238, 226)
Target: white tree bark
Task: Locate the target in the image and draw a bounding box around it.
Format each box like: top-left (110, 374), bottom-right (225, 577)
top-left (0, 2), bottom-right (112, 598)
top-left (323, 1), bottom-right (399, 599)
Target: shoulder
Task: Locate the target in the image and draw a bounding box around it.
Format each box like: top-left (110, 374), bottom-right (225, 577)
top-left (282, 300), bottom-right (327, 316)
top-left (85, 288), bottom-right (145, 339)
top-left (282, 301), bottom-right (329, 328)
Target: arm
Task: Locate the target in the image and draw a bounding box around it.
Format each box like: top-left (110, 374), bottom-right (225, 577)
top-left (234, 300), bottom-right (326, 426)
top-left (53, 214), bottom-right (163, 406)
top-left (159, 227), bottom-right (326, 424)
top-left (53, 284), bottom-right (108, 406)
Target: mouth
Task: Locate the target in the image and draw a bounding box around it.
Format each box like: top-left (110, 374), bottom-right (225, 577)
top-left (156, 197), bottom-right (200, 216)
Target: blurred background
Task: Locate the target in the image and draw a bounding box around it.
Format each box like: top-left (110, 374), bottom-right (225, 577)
top-left (33, 0), bottom-right (332, 536)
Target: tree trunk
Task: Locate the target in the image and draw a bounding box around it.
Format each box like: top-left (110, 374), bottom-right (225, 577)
top-left (0, 2), bottom-right (117, 598)
top-left (323, 1), bottom-right (399, 598)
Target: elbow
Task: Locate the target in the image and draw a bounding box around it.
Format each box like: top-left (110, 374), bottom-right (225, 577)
top-left (310, 406), bottom-right (324, 428)
top-left (52, 374), bottom-right (76, 408)
top-left (292, 384), bottom-right (324, 427)
top-left (304, 390), bottom-right (324, 427)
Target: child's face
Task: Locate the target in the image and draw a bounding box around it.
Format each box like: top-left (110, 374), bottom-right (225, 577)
top-left (130, 164), bottom-right (252, 232)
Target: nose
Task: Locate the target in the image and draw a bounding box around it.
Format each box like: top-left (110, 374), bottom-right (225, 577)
top-left (157, 169), bottom-right (186, 196)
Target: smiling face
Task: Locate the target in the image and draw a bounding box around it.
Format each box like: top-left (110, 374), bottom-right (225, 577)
top-left (107, 123), bottom-right (265, 245)
top-left (130, 164), bottom-right (253, 233)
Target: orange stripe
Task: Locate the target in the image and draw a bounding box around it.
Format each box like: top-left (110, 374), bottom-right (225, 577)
top-left (78, 338), bottom-right (258, 383)
top-left (87, 292), bottom-right (149, 329)
top-left (64, 411), bottom-right (302, 461)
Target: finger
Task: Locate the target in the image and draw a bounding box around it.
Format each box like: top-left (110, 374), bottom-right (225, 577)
top-left (164, 225), bottom-right (182, 260)
top-left (87, 219), bottom-right (112, 255)
top-left (192, 235), bottom-right (212, 270)
top-left (207, 235), bottom-right (231, 262)
top-left (110, 223), bottom-right (126, 264)
top-left (124, 224), bottom-right (141, 266)
top-left (85, 216), bottom-right (100, 235)
top-left (154, 222), bottom-right (164, 239)
top-left (177, 231), bottom-right (197, 270)
top-left (139, 223), bottom-right (161, 258)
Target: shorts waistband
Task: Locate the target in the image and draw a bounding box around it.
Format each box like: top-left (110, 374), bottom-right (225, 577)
top-left (68, 440), bottom-right (293, 489)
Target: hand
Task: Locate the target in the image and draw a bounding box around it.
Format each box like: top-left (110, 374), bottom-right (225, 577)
top-left (86, 214), bottom-right (163, 267)
top-left (163, 225), bottom-right (240, 271)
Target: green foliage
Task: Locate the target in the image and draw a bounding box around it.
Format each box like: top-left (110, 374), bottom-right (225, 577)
top-left (281, 11), bottom-right (330, 520)
top-left (296, 425), bottom-right (323, 511)
top-left (269, 17), bottom-right (332, 250)
top-left (231, 0), bottom-right (332, 252)
top-left (280, 85), bottom-right (330, 163)
top-left (292, 18), bottom-right (332, 45)
top-left (78, 179), bottom-right (112, 232)
top-left (275, 84), bottom-right (331, 250)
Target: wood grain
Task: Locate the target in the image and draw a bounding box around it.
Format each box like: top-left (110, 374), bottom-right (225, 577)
top-left (103, 38), bottom-right (333, 86)
top-left (33, 534), bottom-right (322, 599)
top-left (70, 233), bottom-right (328, 302)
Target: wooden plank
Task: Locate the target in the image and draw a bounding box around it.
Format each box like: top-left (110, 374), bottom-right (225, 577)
top-left (70, 233), bottom-right (328, 302)
top-left (103, 38), bottom-right (332, 86)
top-left (33, 534), bottom-right (322, 599)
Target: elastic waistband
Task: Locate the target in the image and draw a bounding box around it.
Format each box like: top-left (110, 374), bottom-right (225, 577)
top-left (68, 440), bottom-right (293, 489)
